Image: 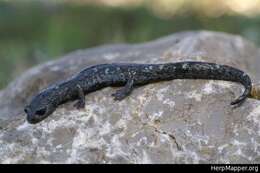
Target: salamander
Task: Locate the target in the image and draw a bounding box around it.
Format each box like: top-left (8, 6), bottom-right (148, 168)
top-left (24, 61), bottom-right (252, 124)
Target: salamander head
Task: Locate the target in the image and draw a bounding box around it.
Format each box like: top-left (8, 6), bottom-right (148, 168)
top-left (24, 89), bottom-right (57, 124)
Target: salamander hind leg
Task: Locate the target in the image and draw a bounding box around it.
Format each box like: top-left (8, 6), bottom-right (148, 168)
top-left (112, 79), bottom-right (134, 101)
top-left (74, 84), bottom-right (86, 109)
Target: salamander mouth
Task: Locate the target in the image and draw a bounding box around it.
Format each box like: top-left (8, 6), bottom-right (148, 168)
top-left (26, 114), bottom-right (49, 124)
top-left (24, 106), bottom-right (48, 124)
top-left (26, 116), bottom-right (41, 124)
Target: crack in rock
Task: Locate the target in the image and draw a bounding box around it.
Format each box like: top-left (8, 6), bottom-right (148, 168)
top-left (142, 122), bottom-right (182, 151)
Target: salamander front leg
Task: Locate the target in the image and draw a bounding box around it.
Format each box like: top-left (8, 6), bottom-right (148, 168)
top-left (112, 79), bottom-right (134, 101)
top-left (74, 84), bottom-right (86, 109)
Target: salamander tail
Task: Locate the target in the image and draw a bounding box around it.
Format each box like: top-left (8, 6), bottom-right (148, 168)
top-left (230, 93), bottom-right (248, 105)
top-left (230, 74), bottom-right (252, 105)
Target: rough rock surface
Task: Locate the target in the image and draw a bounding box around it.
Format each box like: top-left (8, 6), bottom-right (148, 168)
top-left (0, 31), bottom-right (260, 164)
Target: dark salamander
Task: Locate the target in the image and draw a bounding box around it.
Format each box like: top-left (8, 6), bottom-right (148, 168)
top-left (24, 61), bottom-right (252, 124)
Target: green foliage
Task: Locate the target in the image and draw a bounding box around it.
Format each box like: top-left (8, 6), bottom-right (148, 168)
top-left (0, 2), bottom-right (260, 89)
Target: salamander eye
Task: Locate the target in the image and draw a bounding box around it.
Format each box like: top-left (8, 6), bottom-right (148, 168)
top-left (24, 107), bottom-right (29, 114)
top-left (35, 107), bottom-right (47, 116)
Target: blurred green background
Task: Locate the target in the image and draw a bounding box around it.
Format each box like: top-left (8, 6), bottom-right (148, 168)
top-left (1, 0), bottom-right (260, 89)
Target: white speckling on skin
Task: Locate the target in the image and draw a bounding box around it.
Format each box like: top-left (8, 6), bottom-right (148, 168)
top-left (159, 65), bottom-right (164, 70)
top-left (93, 68), bottom-right (98, 72)
top-left (182, 63), bottom-right (188, 69)
top-left (132, 71), bottom-right (137, 75)
top-left (144, 67), bottom-right (149, 72)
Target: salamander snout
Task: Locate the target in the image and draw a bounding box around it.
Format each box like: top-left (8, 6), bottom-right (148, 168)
top-left (24, 105), bottom-right (50, 124)
top-left (24, 88), bottom-right (58, 124)
top-left (24, 106), bottom-right (37, 124)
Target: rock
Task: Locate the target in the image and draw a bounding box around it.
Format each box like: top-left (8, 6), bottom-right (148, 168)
top-left (0, 31), bottom-right (259, 163)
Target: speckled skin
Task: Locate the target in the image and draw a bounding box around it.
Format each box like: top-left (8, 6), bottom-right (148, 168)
top-left (24, 61), bottom-right (252, 124)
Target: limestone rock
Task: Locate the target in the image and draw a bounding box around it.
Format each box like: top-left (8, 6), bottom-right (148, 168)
top-left (0, 31), bottom-right (260, 163)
